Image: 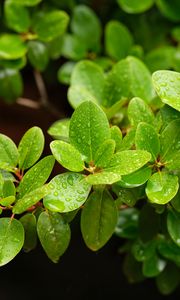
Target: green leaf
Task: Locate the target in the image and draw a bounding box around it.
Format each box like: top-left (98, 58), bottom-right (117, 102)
top-left (160, 119), bottom-right (180, 169)
top-left (18, 126), bottom-right (44, 170)
top-left (132, 239), bottom-right (157, 262)
top-left (0, 218), bottom-right (24, 266)
top-left (47, 35), bottom-right (63, 60)
top-left (119, 166), bottom-right (152, 188)
top-left (0, 133), bottom-right (19, 171)
top-left (57, 62), bottom-right (76, 85)
top-left (11, 0), bottom-right (42, 6)
top-left (152, 70), bottom-right (180, 112)
top-left (13, 185), bottom-right (50, 214)
top-left (37, 211), bottom-right (70, 263)
top-left (0, 34), bottom-right (27, 60)
top-left (119, 128), bottom-right (136, 151)
top-left (171, 187), bottom-right (180, 212)
top-left (167, 209), bottom-right (180, 247)
top-left (146, 172), bottom-right (179, 205)
top-left (110, 126), bottom-right (122, 151)
top-left (17, 156), bottom-right (55, 199)
top-left (94, 139), bottom-right (115, 168)
top-left (81, 189), bottom-right (117, 251)
top-left (123, 254), bottom-right (144, 283)
top-left (158, 238), bottom-right (180, 265)
top-left (105, 20), bottom-right (133, 61)
top-left (158, 105), bottom-right (180, 131)
top-left (48, 118), bottom-right (70, 141)
top-left (115, 208), bottom-right (139, 239)
top-left (4, 1), bottom-right (30, 33)
top-left (0, 57), bottom-right (26, 70)
top-left (0, 180), bottom-right (16, 206)
top-left (69, 101), bottom-right (110, 163)
top-left (104, 56), bottom-right (154, 107)
top-left (0, 69), bottom-right (23, 102)
top-left (50, 140), bottom-right (84, 172)
top-left (0, 196), bottom-right (15, 207)
top-left (69, 60), bottom-right (105, 107)
top-left (43, 173), bottom-right (91, 213)
top-left (135, 122), bottom-right (160, 161)
top-left (32, 10), bottom-right (69, 42)
top-left (27, 41), bottom-right (49, 72)
top-left (20, 213), bottom-right (37, 252)
top-left (156, 263), bottom-right (180, 295)
top-left (128, 97), bottom-right (154, 127)
top-left (117, 0), bottom-right (154, 13)
top-left (86, 171), bottom-right (122, 185)
top-left (105, 150), bottom-right (151, 175)
top-left (68, 85), bottom-right (98, 109)
top-left (61, 34), bottom-right (87, 61)
top-left (113, 185), bottom-right (140, 207)
top-left (156, 0), bottom-right (180, 22)
top-left (71, 5), bottom-right (102, 51)
top-left (142, 253), bottom-right (166, 278)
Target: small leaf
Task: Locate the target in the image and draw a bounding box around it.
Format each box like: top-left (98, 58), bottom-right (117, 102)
top-left (128, 97), bottom-right (154, 127)
top-left (167, 209), bottom-right (180, 247)
top-left (105, 150), bottom-right (151, 175)
top-left (0, 34), bottom-right (27, 60)
top-left (105, 20), bottom-right (133, 61)
top-left (0, 218), bottom-right (24, 266)
top-left (152, 70), bottom-right (180, 112)
top-left (17, 156), bottom-right (55, 199)
top-left (50, 140), bottom-right (84, 172)
top-left (142, 253), bottom-right (166, 278)
top-left (135, 122), bottom-right (160, 161)
top-left (146, 172), bottom-right (179, 205)
top-left (37, 211), bottom-right (71, 263)
top-left (81, 189), bottom-right (117, 251)
top-left (110, 126), bottom-right (122, 151)
top-left (57, 62), bottom-right (76, 85)
top-left (20, 213), bottom-right (37, 252)
top-left (71, 5), bottom-right (102, 51)
top-left (0, 133), bottom-right (19, 171)
top-left (13, 185), bottom-right (50, 214)
top-left (86, 171), bottom-right (122, 185)
top-left (61, 34), bottom-right (87, 61)
top-left (69, 101), bottom-right (110, 163)
top-left (18, 126), bottom-right (44, 170)
top-left (0, 69), bottom-right (23, 102)
top-left (48, 118), bottom-right (70, 141)
top-left (117, 0), bottom-right (154, 13)
top-left (156, 263), bottom-right (180, 295)
top-left (44, 173), bottom-right (91, 213)
top-left (115, 208), bottom-right (139, 239)
top-left (32, 10), bottom-right (69, 42)
top-left (27, 41), bottom-right (49, 72)
top-left (119, 166), bottom-right (152, 188)
top-left (94, 139), bottom-right (115, 168)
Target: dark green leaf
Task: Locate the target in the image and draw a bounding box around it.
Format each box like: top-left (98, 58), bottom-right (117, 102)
top-left (145, 46), bottom-right (176, 72)
top-left (142, 253), bottom-right (166, 278)
top-left (132, 239), bottom-right (157, 262)
top-left (81, 189), bottom-right (117, 251)
top-left (167, 209), bottom-right (180, 247)
top-left (0, 69), bottom-right (23, 102)
top-left (37, 211), bottom-right (70, 263)
top-left (158, 238), bottom-right (180, 265)
top-left (123, 254), bottom-right (144, 283)
top-left (115, 208), bottom-right (139, 239)
top-left (156, 263), bottom-right (180, 295)
top-left (20, 213), bottom-right (37, 252)
top-left (156, 0), bottom-right (180, 22)
top-left (27, 41), bottom-right (49, 71)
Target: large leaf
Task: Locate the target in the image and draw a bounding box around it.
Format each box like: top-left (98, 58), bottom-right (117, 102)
top-left (13, 185), bottom-right (50, 214)
top-left (17, 156), bottom-right (55, 198)
top-left (160, 119), bottom-right (180, 169)
top-left (167, 209), bottom-right (180, 247)
top-left (105, 20), bottom-right (133, 61)
top-left (0, 218), bottom-right (24, 266)
top-left (32, 10), bottom-right (69, 42)
top-left (152, 70), bottom-right (180, 112)
top-left (4, 1), bottom-right (30, 33)
top-left (117, 0), bottom-right (154, 13)
top-left (104, 56), bottom-right (155, 107)
top-left (27, 41), bottom-right (49, 72)
top-left (0, 133), bottom-right (19, 171)
top-left (69, 101), bottom-right (110, 163)
top-left (128, 97), bottom-right (154, 127)
top-left (0, 34), bottom-right (27, 60)
top-left (146, 172), bottom-right (179, 205)
top-left (50, 140), bottom-right (84, 172)
top-left (43, 173), bottom-right (91, 213)
top-left (18, 127), bottom-right (44, 170)
top-left (0, 69), bottom-right (23, 102)
top-left (69, 60), bottom-right (105, 107)
top-left (20, 213), bottom-right (37, 252)
top-left (71, 5), bottom-right (102, 51)
top-left (105, 150), bottom-right (151, 175)
top-left (135, 122), bottom-right (160, 161)
top-left (81, 189), bottom-right (117, 251)
top-left (37, 211), bottom-right (70, 263)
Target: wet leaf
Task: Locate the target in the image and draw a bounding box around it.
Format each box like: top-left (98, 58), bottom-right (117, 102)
top-left (37, 211), bottom-right (70, 263)
top-left (86, 170), bottom-right (122, 185)
top-left (128, 97), bottom-right (154, 127)
top-left (110, 126), bottom-right (122, 151)
top-left (0, 133), bottom-right (19, 171)
top-left (43, 173), bottom-right (91, 213)
top-left (119, 166), bottom-right (152, 188)
top-left (94, 139), bottom-right (115, 168)
top-left (81, 189), bottom-right (117, 250)
top-left (48, 118), bottom-right (70, 141)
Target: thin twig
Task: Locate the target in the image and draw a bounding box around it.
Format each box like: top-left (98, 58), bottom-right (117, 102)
top-left (17, 98), bottom-right (41, 109)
